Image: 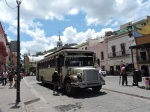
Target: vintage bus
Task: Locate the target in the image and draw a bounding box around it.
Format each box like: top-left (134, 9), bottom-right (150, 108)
top-left (36, 47), bottom-right (105, 95)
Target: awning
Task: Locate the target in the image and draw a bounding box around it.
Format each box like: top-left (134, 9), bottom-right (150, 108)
top-left (129, 43), bottom-right (150, 49)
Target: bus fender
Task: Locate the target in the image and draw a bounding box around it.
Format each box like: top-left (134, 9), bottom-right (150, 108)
top-left (64, 75), bottom-right (78, 85)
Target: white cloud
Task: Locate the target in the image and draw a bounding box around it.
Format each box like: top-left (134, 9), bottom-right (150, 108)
top-left (6, 35), bottom-right (11, 42)
top-left (68, 8), bottom-right (79, 15)
top-left (111, 21), bottom-right (119, 27)
top-left (20, 26), bottom-right (113, 55)
top-left (1, 0), bottom-right (150, 25)
top-left (1, 0), bottom-right (150, 55)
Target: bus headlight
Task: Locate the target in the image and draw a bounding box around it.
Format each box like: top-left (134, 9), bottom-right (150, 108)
top-left (77, 73), bottom-right (82, 79)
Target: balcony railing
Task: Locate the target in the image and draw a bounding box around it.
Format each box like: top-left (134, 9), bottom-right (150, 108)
top-left (136, 56), bottom-right (150, 64)
top-left (108, 50), bottom-right (130, 58)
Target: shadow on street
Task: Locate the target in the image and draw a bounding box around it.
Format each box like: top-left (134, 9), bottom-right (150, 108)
top-left (37, 83), bottom-right (107, 99)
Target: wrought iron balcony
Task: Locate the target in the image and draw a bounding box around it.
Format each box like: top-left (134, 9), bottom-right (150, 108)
top-left (108, 50), bottom-right (130, 58)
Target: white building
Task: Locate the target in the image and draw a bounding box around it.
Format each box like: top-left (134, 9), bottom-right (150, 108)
top-left (105, 27), bottom-right (137, 75)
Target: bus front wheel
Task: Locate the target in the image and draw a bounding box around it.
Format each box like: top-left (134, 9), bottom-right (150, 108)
top-left (65, 81), bottom-right (76, 95)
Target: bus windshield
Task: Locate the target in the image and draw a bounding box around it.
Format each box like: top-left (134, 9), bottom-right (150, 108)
top-left (65, 56), bottom-right (94, 67)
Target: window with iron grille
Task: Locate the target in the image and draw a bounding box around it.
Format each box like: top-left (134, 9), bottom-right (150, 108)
top-left (120, 43), bottom-right (125, 55)
top-left (112, 45), bottom-right (116, 56)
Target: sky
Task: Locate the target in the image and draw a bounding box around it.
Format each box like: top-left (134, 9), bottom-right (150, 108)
top-left (0, 0), bottom-right (150, 55)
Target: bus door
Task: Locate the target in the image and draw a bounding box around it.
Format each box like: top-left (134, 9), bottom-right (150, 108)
top-left (36, 63), bottom-right (39, 81)
top-left (56, 55), bottom-right (64, 84)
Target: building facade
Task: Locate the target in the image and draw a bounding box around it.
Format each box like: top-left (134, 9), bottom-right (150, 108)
top-left (89, 38), bottom-right (109, 71)
top-left (0, 22), bottom-right (9, 72)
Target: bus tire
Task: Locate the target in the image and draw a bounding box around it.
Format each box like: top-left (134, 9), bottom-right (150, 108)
top-left (92, 85), bottom-right (102, 92)
top-left (65, 81), bottom-right (76, 96)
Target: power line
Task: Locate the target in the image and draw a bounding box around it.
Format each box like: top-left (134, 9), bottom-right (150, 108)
top-left (4, 0), bottom-right (17, 9)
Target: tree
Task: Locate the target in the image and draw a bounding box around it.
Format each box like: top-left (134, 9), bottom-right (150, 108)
top-left (36, 52), bottom-right (44, 56)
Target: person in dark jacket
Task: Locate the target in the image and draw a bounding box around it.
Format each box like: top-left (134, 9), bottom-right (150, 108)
top-left (8, 71), bottom-right (14, 88)
top-left (120, 64), bottom-right (128, 86)
top-left (52, 71), bottom-right (60, 94)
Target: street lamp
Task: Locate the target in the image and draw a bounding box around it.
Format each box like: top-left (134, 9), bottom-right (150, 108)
top-left (127, 24), bottom-right (138, 86)
top-left (16, 0), bottom-right (22, 103)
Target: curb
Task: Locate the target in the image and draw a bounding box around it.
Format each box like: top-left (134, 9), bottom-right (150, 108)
top-left (103, 88), bottom-right (150, 100)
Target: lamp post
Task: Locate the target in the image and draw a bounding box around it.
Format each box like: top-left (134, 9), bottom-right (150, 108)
top-left (16, 0), bottom-right (22, 103)
top-left (127, 24), bottom-right (138, 86)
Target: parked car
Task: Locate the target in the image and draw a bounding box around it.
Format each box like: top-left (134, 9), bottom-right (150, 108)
top-left (99, 69), bottom-right (107, 76)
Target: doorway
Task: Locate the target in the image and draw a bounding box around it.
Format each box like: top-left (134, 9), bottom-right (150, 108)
top-left (110, 66), bottom-right (114, 75)
top-left (116, 65), bottom-right (121, 75)
top-left (140, 51), bottom-right (146, 61)
top-left (141, 65), bottom-right (149, 76)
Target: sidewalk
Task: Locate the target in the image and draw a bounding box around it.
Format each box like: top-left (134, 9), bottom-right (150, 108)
top-left (0, 78), bottom-right (40, 112)
top-left (102, 76), bottom-right (150, 100)
top-left (0, 76), bottom-right (150, 112)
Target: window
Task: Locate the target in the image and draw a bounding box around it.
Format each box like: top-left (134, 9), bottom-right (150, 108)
top-left (120, 43), bottom-right (125, 55)
top-left (101, 52), bottom-right (104, 60)
top-left (112, 45), bottom-right (116, 56)
top-left (141, 22), bottom-right (146, 26)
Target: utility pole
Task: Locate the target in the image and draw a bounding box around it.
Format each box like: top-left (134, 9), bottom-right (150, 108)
top-left (16, 0), bottom-right (22, 103)
top-left (127, 24), bottom-right (138, 86)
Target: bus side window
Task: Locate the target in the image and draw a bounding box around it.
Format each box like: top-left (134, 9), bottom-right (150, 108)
top-left (60, 55), bottom-right (64, 67)
top-left (65, 59), bottom-right (69, 67)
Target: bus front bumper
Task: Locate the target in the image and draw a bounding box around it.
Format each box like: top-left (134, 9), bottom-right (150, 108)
top-left (71, 81), bottom-right (105, 88)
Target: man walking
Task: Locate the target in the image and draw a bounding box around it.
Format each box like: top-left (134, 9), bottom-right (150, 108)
top-left (52, 71), bottom-right (60, 94)
top-left (120, 64), bottom-right (128, 86)
top-left (2, 70), bottom-right (8, 86)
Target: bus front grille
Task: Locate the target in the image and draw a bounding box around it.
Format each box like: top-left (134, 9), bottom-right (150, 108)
top-left (84, 70), bottom-right (99, 82)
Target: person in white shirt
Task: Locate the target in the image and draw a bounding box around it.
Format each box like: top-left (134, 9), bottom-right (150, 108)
top-left (2, 70), bottom-right (8, 86)
top-left (13, 71), bottom-right (17, 88)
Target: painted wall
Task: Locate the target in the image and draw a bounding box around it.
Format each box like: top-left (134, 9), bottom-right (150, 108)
top-left (89, 39), bottom-right (108, 70)
top-left (106, 33), bottom-right (137, 72)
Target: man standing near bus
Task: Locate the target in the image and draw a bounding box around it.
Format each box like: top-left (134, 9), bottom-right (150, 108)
top-left (52, 71), bottom-right (60, 94)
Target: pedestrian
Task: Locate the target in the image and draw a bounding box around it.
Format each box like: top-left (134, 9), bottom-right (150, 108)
top-left (13, 71), bottom-right (17, 88)
top-left (52, 71), bottom-right (60, 94)
top-left (8, 71), bottom-right (14, 88)
top-left (120, 64), bottom-right (128, 86)
top-left (20, 71), bottom-right (24, 80)
top-left (141, 69), bottom-right (145, 76)
top-left (143, 77), bottom-right (150, 90)
top-left (1, 70), bottom-right (8, 86)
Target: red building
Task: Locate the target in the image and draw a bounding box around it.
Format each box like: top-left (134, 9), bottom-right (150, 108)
top-left (0, 22), bottom-right (8, 72)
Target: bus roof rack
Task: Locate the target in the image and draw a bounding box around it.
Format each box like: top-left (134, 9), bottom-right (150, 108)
top-left (45, 46), bottom-right (77, 57)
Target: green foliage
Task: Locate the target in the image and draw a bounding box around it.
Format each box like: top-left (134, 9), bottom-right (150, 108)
top-left (24, 63), bottom-right (32, 72)
top-left (47, 47), bottom-right (57, 52)
top-left (29, 67), bottom-right (36, 73)
top-left (36, 52), bottom-right (44, 56)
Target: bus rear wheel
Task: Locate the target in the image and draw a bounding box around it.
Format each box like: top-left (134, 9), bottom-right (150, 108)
top-left (41, 77), bottom-right (45, 85)
top-left (65, 81), bottom-right (76, 96)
